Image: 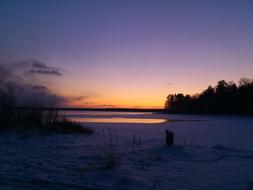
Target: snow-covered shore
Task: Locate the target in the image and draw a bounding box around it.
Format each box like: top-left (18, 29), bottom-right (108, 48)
top-left (1, 113), bottom-right (253, 190)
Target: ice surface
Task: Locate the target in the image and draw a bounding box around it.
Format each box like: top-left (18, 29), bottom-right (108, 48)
top-left (0, 113), bottom-right (253, 190)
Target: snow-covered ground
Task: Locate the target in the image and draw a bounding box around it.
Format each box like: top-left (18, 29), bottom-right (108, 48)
top-left (1, 112), bottom-right (253, 190)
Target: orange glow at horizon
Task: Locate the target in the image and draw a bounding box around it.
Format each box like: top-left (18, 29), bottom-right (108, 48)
top-left (53, 82), bottom-right (206, 108)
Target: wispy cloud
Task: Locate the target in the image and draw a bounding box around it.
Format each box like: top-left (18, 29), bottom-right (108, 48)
top-left (31, 61), bottom-right (50, 69)
top-left (67, 96), bottom-right (89, 102)
top-left (15, 60), bottom-right (64, 76)
top-left (31, 85), bottom-right (48, 91)
top-left (29, 69), bottom-right (62, 76)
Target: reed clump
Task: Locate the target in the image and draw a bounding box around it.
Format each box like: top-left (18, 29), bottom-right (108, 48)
top-left (0, 90), bottom-right (93, 135)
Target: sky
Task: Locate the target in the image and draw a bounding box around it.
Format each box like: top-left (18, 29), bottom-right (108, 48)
top-left (0, 0), bottom-right (253, 108)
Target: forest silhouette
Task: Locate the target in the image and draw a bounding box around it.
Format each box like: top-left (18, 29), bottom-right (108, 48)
top-left (165, 78), bottom-right (253, 115)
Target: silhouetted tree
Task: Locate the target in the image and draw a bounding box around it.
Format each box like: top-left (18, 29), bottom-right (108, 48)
top-left (165, 78), bottom-right (253, 115)
top-left (0, 90), bottom-right (16, 128)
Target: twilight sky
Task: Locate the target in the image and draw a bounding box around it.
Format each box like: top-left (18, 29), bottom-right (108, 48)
top-left (0, 0), bottom-right (253, 108)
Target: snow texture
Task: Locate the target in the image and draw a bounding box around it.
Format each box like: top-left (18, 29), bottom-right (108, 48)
top-left (0, 112), bottom-right (253, 190)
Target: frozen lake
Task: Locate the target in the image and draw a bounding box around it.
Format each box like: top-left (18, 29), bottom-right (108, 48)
top-left (1, 112), bottom-right (253, 190)
top-left (65, 111), bottom-right (166, 123)
top-left (65, 111), bottom-right (253, 149)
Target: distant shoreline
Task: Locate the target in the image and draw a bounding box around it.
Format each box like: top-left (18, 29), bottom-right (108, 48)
top-left (2, 107), bottom-right (253, 116)
top-left (1, 107), bottom-right (165, 113)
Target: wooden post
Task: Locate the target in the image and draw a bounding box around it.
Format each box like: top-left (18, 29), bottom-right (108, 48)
top-left (165, 129), bottom-right (174, 146)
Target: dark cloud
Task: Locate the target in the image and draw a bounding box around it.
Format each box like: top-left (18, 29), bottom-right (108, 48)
top-left (0, 60), bottom-right (66, 106)
top-left (29, 60), bottom-right (63, 76)
top-left (29, 69), bottom-right (62, 76)
top-left (30, 85), bottom-right (48, 91)
top-left (14, 60), bottom-right (63, 77)
top-left (31, 61), bottom-right (49, 69)
top-left (0, 65), bottom-right (9, 78)
top-left (167, 82), bottom-right (172, 86)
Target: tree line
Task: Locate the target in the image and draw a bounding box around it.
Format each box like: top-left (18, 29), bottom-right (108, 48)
top-left (165, 78), bottom-right (253, 115)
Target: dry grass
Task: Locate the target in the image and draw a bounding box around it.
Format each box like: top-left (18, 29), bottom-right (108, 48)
top-left (0, 91), bottom-right (93, 135)
top-left (98, 129), bottom-right (121, 169)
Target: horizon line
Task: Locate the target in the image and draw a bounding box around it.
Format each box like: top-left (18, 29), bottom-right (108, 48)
top-left (1, 106), bottom-right (166, 112)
